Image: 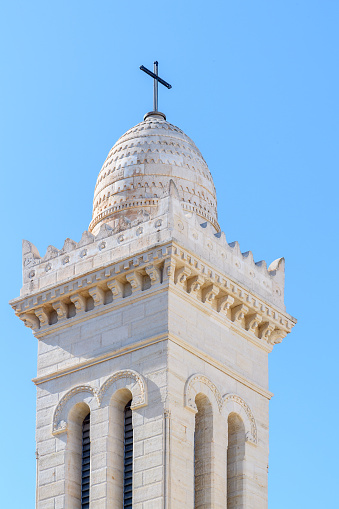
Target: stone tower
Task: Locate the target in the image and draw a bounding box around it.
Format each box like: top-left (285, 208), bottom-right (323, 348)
top-left (10, 110), bottom-right (296, 508)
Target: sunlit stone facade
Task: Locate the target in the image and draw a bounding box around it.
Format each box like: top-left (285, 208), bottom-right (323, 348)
top-left (11, 111), bottom-right (296, 508)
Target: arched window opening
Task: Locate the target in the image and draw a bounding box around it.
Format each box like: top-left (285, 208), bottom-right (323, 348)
top-left (227, 413), bottom-right (245, 509)
top-left (107, 389), bottom-right (133, 508)
top-left (66, 402), bottom-right (91, 509)
top-left (124, 400), bottom-right (133, 509)
top-left (81, 413), bottom-right (90, 509)
top-left (194, 393), bottom-right (213, 509)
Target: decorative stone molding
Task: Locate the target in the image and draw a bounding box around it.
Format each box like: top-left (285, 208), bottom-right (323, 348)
top-left (245, 313), bottom-right (262, 332)
top-left (98, 369), bottom-right (147, 409)
top-left (69, 293), bottom-right (87, 313)
top-left (11, 241), bottom-right (295, 346)
top-left (258, 322), bottom-right (275, 341)
top-left (106, 279), bottom-right (124, 298)
top-left (187, 275), bottom-right (205, 295)
top-left (184, 374), bottom-right (223, 414)
top-left (218, 294), bottom-right (234, 313)
top-left (21, 312), bottom-right (40, 330)
top-left (202, 283), bottom-right (219, 304)
top-left (231, 304), bottom-right (249, 323)
top-left (175, 266), bottom-right (191, 286)
top-left (184, 375), bottom-right (258, 445)
top-left (11, 247), bottom-right (170, 335)
top-left (17, 190), bottom-right (289, 319)
top-left (163, 258), bottom-right (176, 281)
top-left (88, 286), bottom-right (105, 306)
top-left (145, 265), bottom-right (161, 284)
top-left (52, 300), bottom-right (68, 320)
top-left (168, 246), bottom-right (295, 347)
top-left (35, 307), bottom-right (49, 327)
top-left (222, 393), bottom-right (258, 445)
top-left (125, 271), bottom-right (143, 291)
top-left (268, 328), bottom-right (286, 345)
top-left (52, 369), bottom-right (147, 435)
top-left (52, 385), bottom-right (99, 435)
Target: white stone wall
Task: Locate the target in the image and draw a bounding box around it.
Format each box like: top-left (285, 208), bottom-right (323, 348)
top-left (166, 340), bottom-right (269, 509)
top-left (34, 277), bottom-right (272, 508)
top-left (168, 290), bottom-right (270, 390)
top-left (36, 360), bottom-right (168, 507)
top-left (36, 289), bottom-right (168, 380)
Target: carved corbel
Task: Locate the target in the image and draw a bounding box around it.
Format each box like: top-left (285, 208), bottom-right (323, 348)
top-left (245, 313), bottom-right (263, 332)
top-left (125, 271), bottom-right (143, 292)
top-left (69, 293), bottom-right (87, 313)
top-left (174, 266), bottom-right (191, 286)
top-left (163, 258), bottom-right (176, 282)
top-left (217, 294), bottom-right (234, 313)
top-left (231, 304), bottom-right (249, 323)
top-left (187, 275), bottom-right (205, 295)
top-left (107, 279), bottom-right (124, 299)
top-left (35, 307), bottom-right (50, 327)
top-left (145, 264), bottom-right (161, 284)
top-left (21, 312), bottom-right (40, 331)
top-left (202, 284), bottom-right (219, 304)
top-left (52, 300), bottom-right (68, 320)
top-left (258, 321), bottom-right (275, 341)
top-left (268, 328), bottom-right (287, 345)
top-left (88, 286), bottom-right (105, 307)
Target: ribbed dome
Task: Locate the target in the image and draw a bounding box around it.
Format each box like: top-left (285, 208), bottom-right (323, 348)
top-left (89, 112), bottom-right (219, 234)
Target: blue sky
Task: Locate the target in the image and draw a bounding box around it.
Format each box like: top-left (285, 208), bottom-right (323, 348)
top-left (1, 1), bottom-right (338, 507)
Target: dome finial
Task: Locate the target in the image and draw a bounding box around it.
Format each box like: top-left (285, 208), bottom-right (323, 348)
top-left (140, 61), bottom-right (172, 113)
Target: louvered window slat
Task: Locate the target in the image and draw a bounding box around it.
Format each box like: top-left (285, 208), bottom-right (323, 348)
top-left (81, 413), bottom-right (90, 508)
top-left (124, 400), bottom-right (133, 509)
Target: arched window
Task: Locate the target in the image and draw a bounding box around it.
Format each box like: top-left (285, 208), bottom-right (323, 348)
top-left (227, 413), bottom-right (245, 509)
top-left (81, 413), bottom-right (90, 509)
top-left (194, 394), bottom-right (213, 508)
top-left (107, 389), bottom-right (134, 507)
top-left (66, 402), bottom-right (91, 508)
top-left (124, 400), bottom-right (133, 509)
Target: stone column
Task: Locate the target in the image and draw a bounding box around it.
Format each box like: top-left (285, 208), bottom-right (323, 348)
top-left (89, 405), bottom-right (110, 509)
top-left (167, 405), bottom-right (196, 509)
top-left (212, 412), bottom-right (227, 508)
top-left (242, 441), bottom-right (268, 509)
top-left (132, 403), bottom-right (165, 509)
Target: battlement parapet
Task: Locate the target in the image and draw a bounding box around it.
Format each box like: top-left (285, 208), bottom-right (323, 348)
top-left (19, 182), bottom-right (287, 310)
top-left (11, 237), bottom-right (296, 350)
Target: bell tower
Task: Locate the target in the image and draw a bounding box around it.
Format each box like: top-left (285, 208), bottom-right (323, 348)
top-left (10, 109), bottom-right (296, 508)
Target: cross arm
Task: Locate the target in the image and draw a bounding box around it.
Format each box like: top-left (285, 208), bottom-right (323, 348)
top-left (140, 65), bottom-right (172, 89)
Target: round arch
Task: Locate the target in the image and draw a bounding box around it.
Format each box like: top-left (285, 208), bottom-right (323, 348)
top-left (184, 373), bottom-right (223, 414)
top-left (222, 393), bottom-right (257, 444)
top-left (52, 385), bottom-right (99, 435)
top-left (98, 369), bottom-right (147, 409)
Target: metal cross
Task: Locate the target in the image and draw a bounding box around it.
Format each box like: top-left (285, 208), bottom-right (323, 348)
top-left (140, 61), bottom-right (172, 112)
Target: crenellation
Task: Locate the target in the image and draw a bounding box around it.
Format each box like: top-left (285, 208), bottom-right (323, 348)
top-left (12, 241), bottom-right (295, 348)
top-left (42, 245), bottom-right (59, 261)
top-left (19, 188), bottom-right (286, 314)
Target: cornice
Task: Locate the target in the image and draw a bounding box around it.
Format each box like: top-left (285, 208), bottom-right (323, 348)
top-left (10, 239), bottom-right (296, 349)
top-left (10, 243), bottom-right (172, 336)
top-left (169, 242), bottom-right (296, 347)
top-left (169, 283), bottom-right (273, 353)
top-left (34, 285), bottom-right (167, 339)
